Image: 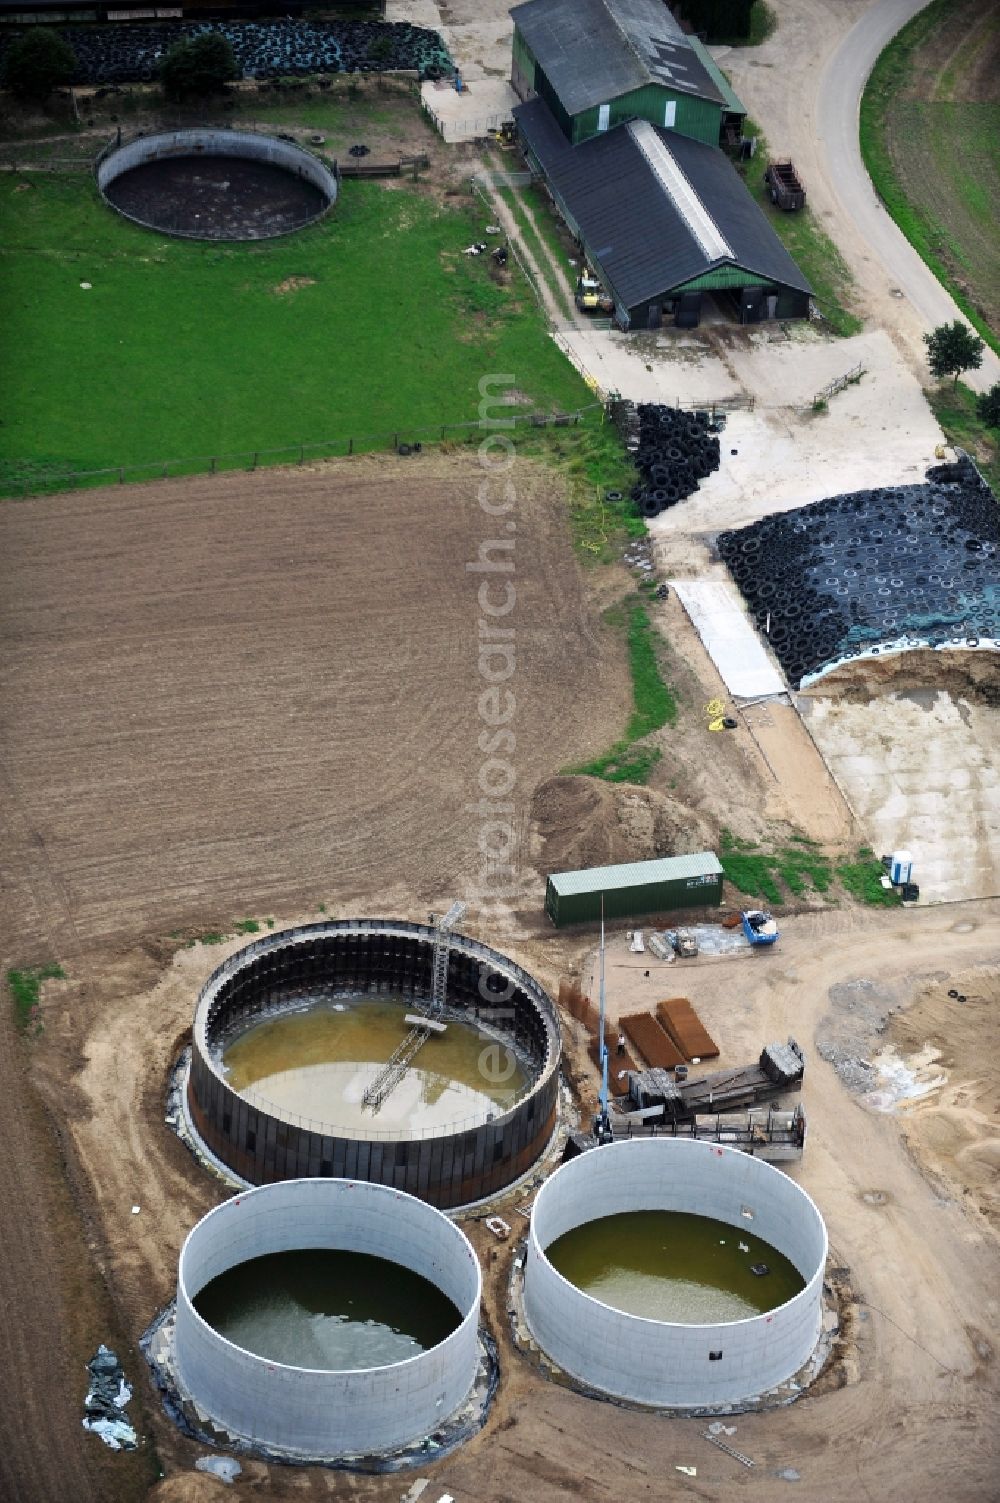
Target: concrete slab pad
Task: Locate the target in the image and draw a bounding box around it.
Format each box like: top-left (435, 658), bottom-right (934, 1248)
top-left (670, 579), bottom-right (785, 699)
top-left (421, 78), bottom-right (518, 141)
top-left (803, 691), bottom-right (1000, 904)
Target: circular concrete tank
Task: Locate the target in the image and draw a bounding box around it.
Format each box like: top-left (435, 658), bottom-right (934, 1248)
top-left (524, 1139), bottom-right (827, 1407)
top-left (185, 919), bottom-right (560, 1209)
top-left (97, 129), bottom-right (337, 240)
top-left (174, 1178), bottom-right (482, 1457)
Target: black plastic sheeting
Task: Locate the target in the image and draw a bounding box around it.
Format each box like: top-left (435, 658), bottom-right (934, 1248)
top-left (718, 455), bottom-right (1000, 689)
top-left (611, 399), bottom-right (722, 516)
top-left (0, 20), bottom-right (452, 87)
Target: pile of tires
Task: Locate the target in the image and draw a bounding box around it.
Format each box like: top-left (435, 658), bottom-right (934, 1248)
top-left (618, 402), bottom-right (722, 519)
top-left (717, 455), bottom-right (1000, 688)
top-left (0, 20), bottom-right (452, 87)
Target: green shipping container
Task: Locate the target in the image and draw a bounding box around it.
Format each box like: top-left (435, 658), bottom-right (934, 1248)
top-left (545, 852), bottom-right (723, 927)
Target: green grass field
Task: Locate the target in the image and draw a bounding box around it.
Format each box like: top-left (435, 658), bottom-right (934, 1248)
top-left (861, 0), bottom-right (1000, 354)
top-left (0, 170), bottom-right (591, 491)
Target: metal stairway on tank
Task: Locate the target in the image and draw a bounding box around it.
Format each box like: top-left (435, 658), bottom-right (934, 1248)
top-left (361, 901), bottom-right (466, 1113)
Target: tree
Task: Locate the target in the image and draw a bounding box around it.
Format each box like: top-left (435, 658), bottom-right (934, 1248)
top-left (159, 32), bottom-right (237, 100)
top-left (1, 28), bottom-right (76, 102)
top-left (678, 0), bottom-right (757, 42)
top-left (976, 381), bottom-right (1000, 429)
top-left (923, 320), bottom-right (986, 387)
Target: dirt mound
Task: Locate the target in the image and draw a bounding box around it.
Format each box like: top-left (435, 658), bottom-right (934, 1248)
top-left (531, 774), bottom-right (715, 875)
top-left (805, 648), bottom-right (1000, 703)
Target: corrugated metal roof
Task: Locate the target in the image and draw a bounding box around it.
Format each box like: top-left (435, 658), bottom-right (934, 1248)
top-left (515, 97), bottom-right (813, 307)
top-left (511, 0), bottom-right (725, 116)
top-left (687, 35), bottom-right (746, 115)
top-left (548, 852), bottom-right (723, 896)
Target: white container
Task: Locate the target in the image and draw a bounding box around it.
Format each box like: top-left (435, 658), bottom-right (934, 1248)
top-left (524, 1139), bottom-right (827, 1408)
top-left (174, 1179), bottom-right (481, 1458)
top-left (890, 850), bottom-right (913, 886)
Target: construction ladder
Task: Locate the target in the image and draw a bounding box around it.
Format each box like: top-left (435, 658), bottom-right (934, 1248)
top-left (361, 901), bottom-right (467, 1112)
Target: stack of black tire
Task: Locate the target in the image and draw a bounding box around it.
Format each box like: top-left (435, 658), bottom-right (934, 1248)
top-left (620, 402), bottom-right (722, 519)
top-left (0, 20), bottom-right (452, 87)
top-left (718, 454), bottom-right (1000, 689)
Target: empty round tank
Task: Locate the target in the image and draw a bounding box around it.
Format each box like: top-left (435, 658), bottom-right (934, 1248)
top-left (523, 1139), bottom-right (827, 1408)
top-left (174, 1178), bottom-right (482, 1457)
top-left (97, 129), bottom-right (338, 240)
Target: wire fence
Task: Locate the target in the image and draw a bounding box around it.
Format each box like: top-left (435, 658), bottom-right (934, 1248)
top-left (2, 403), bottom-right (606, 499)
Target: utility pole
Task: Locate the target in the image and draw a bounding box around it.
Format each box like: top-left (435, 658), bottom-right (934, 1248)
top-left (595, 899), bottom-right (613, 1144)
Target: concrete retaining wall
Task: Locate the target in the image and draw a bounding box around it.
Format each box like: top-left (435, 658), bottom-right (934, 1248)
top-left (524, 1138), bottom-right (827, 1407)
top-left (97, 128), bottom-right (337, 240)
top-left (174, 1178), bottom-right (481, 1457)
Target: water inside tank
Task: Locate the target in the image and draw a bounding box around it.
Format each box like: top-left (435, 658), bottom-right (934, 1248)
top-left (222, 996), bottom-right (529, 1132)
top-left (194, 1249), bottom-right (461, 1368)
top-left (545, 1210), bottom-right (805, 1321)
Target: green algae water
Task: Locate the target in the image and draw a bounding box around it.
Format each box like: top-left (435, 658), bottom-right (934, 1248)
top-left (546, 1211), bottom-right (805, 1322)
top-left (222, 997), bottom-right (529, 1133)
top-left (194, 1249), bottom-right (461, 1368)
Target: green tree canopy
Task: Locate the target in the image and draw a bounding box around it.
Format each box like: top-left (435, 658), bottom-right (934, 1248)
top-left (923, 321), bottom-right (986, 387)
top-left (159, 32), bottom-right (237, 100)
top-left (678, 0), bottom-right (757, 42)
top-left (975, 381), bottom-right (1000, 429)
top-left (2, 28), bottom-right (76, 101)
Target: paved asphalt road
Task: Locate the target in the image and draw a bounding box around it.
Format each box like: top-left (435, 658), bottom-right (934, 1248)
top-left (815, 0), bottom-right (1000, 393)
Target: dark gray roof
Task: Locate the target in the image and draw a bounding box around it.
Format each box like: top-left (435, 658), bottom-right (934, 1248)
top-left (511, 0), bottom-right (725, 115)
top-left (515, 97), bottom-right (813, 307)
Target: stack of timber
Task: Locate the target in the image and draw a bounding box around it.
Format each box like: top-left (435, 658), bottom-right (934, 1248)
top-left (656, 996), bottom-right (719, 1060)
top-left (620, 1011), bottom-right (685, 1069)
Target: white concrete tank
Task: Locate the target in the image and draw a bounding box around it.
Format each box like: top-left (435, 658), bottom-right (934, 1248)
top-left (524, 1139), bottom-right (827, 1408)
top-left (174, 1178), bottom-right (481, 1457)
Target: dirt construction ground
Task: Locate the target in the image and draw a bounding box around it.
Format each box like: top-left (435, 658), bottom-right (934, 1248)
top-left (0, 456), bottom-right (997, 1503)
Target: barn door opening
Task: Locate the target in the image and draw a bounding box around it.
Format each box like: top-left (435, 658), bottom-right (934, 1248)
top-left (598, 103), bottom-right (610, 132)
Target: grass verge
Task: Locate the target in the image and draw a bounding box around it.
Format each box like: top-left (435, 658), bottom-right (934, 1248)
top-left (498, 186), bottom-right (574, 321)
top-left (741, 120), bottom-right (863, 337)
top-left (860, 0), bottom-right (1000, 357)
top-left (720, 832), bottom-right (901, 907)
top-left (516, 416), bottom-right (645, 558)
top-left (925, 380), bottom-right (1000, 494)
top-left (720, 830), bottom-right (832, 905)
top-left (567, 601), bottom-right (677, 783)
top-left (836, 848), bottom-right (903, 907)
top-left (8, 962), bottom-right (65, 1031)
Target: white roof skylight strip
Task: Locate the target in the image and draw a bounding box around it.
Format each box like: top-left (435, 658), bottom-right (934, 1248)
top-left (628, 119), bottom-right (733, 263)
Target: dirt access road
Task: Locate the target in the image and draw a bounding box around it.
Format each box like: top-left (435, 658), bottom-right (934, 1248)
top-left (723, 0), bottom-right (1000, 390)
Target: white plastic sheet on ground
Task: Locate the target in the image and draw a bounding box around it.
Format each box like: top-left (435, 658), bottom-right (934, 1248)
top-left (670, 580), bottom-right (785, 699)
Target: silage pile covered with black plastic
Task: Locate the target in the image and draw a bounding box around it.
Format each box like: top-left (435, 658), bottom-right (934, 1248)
top-left (0, 19), bottom-right (452, 87)
top-left (718, 455), bottom-right (1000, 688)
